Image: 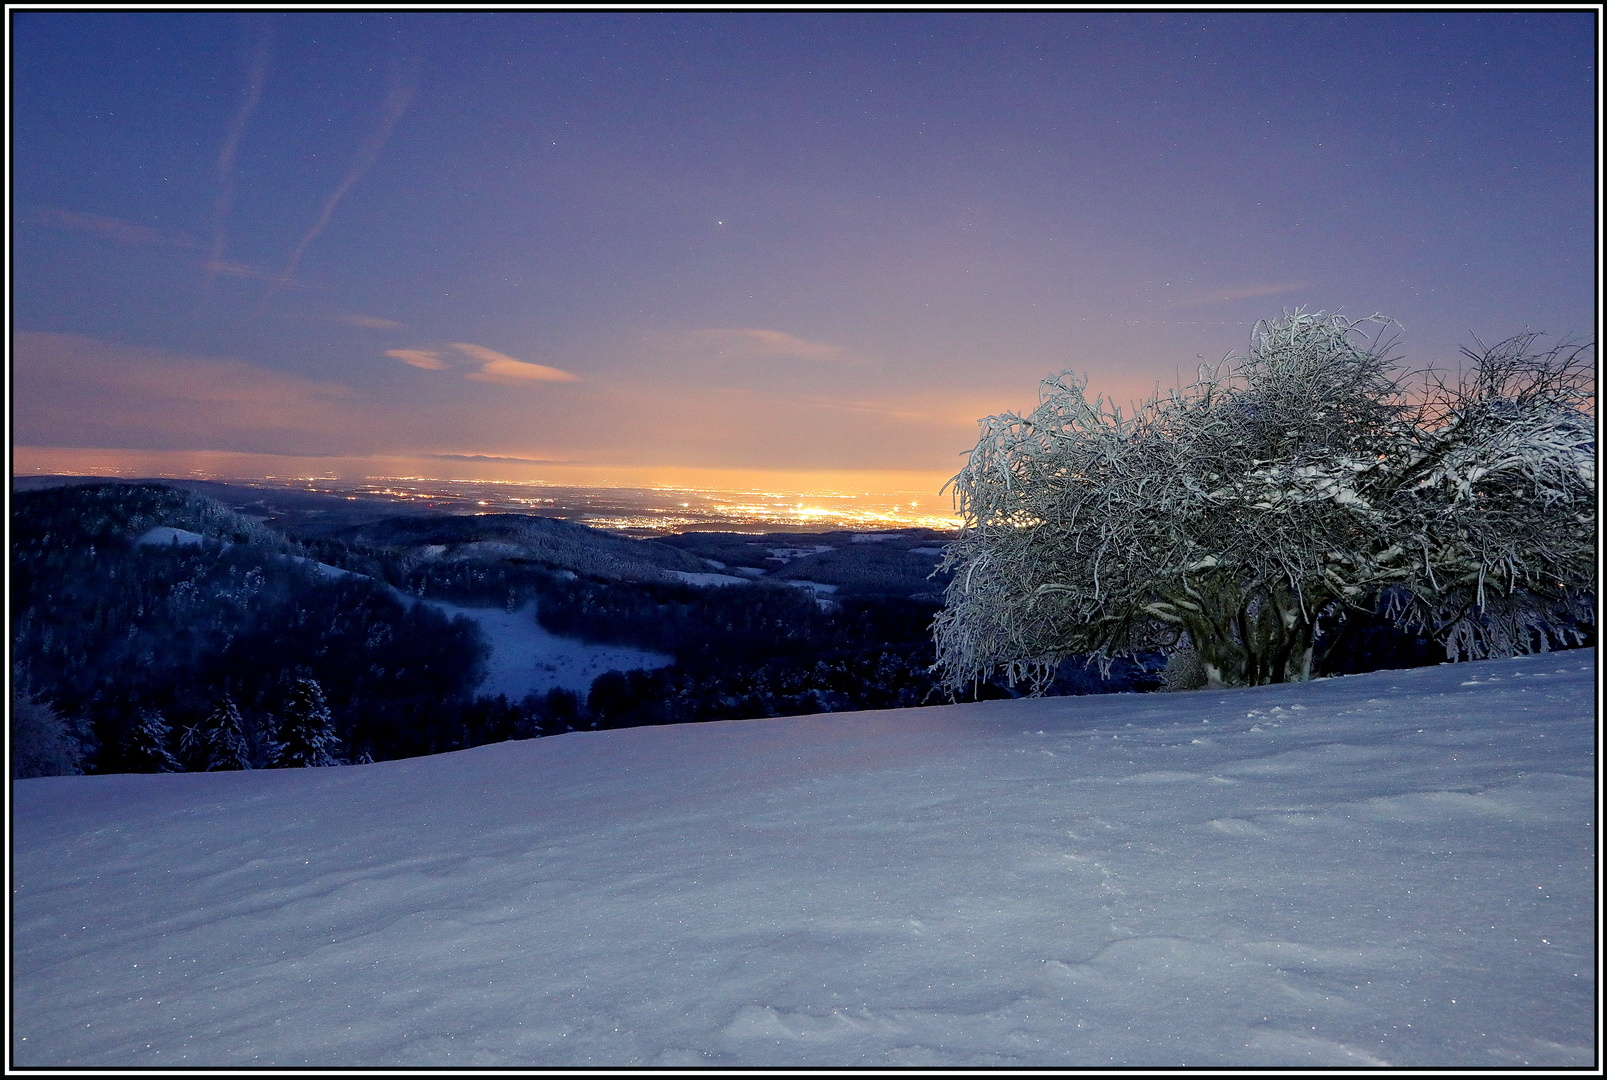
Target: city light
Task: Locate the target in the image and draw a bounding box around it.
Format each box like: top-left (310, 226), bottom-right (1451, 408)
top-left (328, 477), bottom-right (962, 534)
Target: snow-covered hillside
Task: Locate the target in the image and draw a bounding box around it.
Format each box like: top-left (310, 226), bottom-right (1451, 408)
top-left (131, 527), bottom-right (674, 699)
top-left (11, 651), bottom-right (1595, 1068)
top-left (423, 599), bottom-right (672, 699)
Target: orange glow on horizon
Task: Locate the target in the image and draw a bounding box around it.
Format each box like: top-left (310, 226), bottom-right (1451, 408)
top-left (12, 446), bottom-right (965, 530)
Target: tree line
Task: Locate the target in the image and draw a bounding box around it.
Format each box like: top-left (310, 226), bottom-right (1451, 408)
top-left (12, 483), bottom-right (489, 773)
top-left (13, 483), bottom-right (1022, 775)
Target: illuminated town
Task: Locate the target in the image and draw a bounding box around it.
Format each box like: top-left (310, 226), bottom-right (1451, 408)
top-left (220, 474), bottom-right (962, 535)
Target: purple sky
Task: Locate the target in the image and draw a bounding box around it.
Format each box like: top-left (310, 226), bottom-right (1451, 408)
top-left (10, 10), bottom-right (1597, 498)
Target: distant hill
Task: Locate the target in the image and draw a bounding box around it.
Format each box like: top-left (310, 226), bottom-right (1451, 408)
top-left (333, 513), bottom-right (709, 583)
top-left (10, 479), bottom-right (297, 553)
top-left (11, 481), bottom-right (490, 771)
top-left (12, 477), bottom-right (957, 597)
top-left (13, 474), bottom-right (125, 492)
top-left (12, 476), bottom-right (471, 536)
top-left (767, 545), bottom-right (950, 600)
top-left (659, 528), bottom-right (954, 600)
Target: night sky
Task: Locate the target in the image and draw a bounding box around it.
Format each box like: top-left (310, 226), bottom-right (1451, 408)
top-left (10, 11), bottom-right (1597, 504)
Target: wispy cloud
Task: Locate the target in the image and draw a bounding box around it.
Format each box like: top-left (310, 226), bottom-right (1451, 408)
top-left (206, 15), bottom-right (274, 289)
top-left (12, 333), bottom-right (581, 460)
top-left (339, 314), bottom-right (406, 330)
top-left (268, 58), bottom-right (419, 300)
top-left (1177, 283), bottom-right (1310, 307)
top-left (381, 342), bottom-right (580, 382)
top-left (451, 343), bottom-right (582, 384)
top-left (386, 349), bottom-right (449, 370)
top-left (206, 259), bottom-right (291, 284)
top-left (676, 328), bottom-right (852, 363)
top-left (36, 208), bottom-right (199, 248)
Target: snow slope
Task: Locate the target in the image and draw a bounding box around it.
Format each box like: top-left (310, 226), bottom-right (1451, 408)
top-left (421, 599), bottom-right (673, 699)
top-left (11, 651), bottom-right (1595, 1068)
top-left (666, 570), bottom-right (753, 587)
top-left (132, 526), bottom-right (207, 548)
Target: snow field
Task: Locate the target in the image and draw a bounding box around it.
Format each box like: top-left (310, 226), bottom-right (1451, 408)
top-left (132, 526), bottom-right (207, 548)
top-left (10, 650), bottom-right (1595, 1067)
top-left (420, 599), bottom-right (673, 700)
top-left (665, 570), bottom-right (754, 588)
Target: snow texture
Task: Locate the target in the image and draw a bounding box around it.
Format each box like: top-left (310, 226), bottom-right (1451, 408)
top-left (11, 650), bottom-right (1594, 1067)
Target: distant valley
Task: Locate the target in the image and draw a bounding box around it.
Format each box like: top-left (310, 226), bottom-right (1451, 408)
top-left (17, 476), bottom-right (1145, 777)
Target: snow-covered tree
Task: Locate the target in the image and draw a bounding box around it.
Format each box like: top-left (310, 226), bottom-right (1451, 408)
top-left (254, 709), bottom-right (281, 770)
top-left (189, 695), bottom-right (252, 771)
top-left (124, 708), bottom-right (182, 773)
top-left (271, 678), bottom-right (343, 768)
top-left (11, 685), bottom-right (86, 778)
top-left (933, 310), bottom-right (1595, 692)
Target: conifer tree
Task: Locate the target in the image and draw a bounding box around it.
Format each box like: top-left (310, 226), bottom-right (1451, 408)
top-left (271, 678), bottom-right (343, 768)
top-left (177, 720), bottom-right (203, 770)
top-left (124, 708), bottom-right (182, 773)
top-left (196, 695), bottom-right (252, 771)
top-left (254, 710), bottom-right (281, 770)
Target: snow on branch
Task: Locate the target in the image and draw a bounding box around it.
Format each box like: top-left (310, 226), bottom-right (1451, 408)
top-left (933, 310), bottom-right (1595, 692)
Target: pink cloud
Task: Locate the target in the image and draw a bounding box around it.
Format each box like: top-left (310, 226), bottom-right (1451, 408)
top-left (450, 343), bottom-right (582, 384)
top-left (386, 349), bottom-right (449, 370)
top-left (11, 334), bottom-right (996, 475)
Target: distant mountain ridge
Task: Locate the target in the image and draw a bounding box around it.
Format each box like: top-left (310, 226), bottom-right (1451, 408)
top-left (658, 529), bottom-right (954, 600)
top-left (11, 479), bottom-right (298, 555)
top-left (13, 475), bottom-right (958, 599)
top-left (335, 513), bottom-right (708, 583)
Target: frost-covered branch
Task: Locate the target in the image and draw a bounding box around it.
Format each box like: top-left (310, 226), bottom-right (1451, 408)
top-left (934, 310), bottom-right (1595, 692)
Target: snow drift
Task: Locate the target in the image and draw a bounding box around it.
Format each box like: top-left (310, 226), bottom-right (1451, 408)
top-left (10, 651), bottom-right (1595, 1067)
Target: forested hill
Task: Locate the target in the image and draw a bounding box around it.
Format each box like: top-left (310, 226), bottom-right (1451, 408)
top-left (12, 482), bottom-right (489, 770)
top-left (15, 479), bottom-right (294, 552)
top-left (9, 478), bottom-right (1461, 780)
top-left (326, 511), bottom-right (709, 582)
top-left (11, 480), bottom-right (1034, 777)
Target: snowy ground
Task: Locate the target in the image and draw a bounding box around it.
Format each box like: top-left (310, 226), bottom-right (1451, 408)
top-left (666, 569), bottom-right (753, 588)
top-left (421, 599), bottom-right (673, 699)
top-left (11, 650), bottom-right (1595, 1068)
